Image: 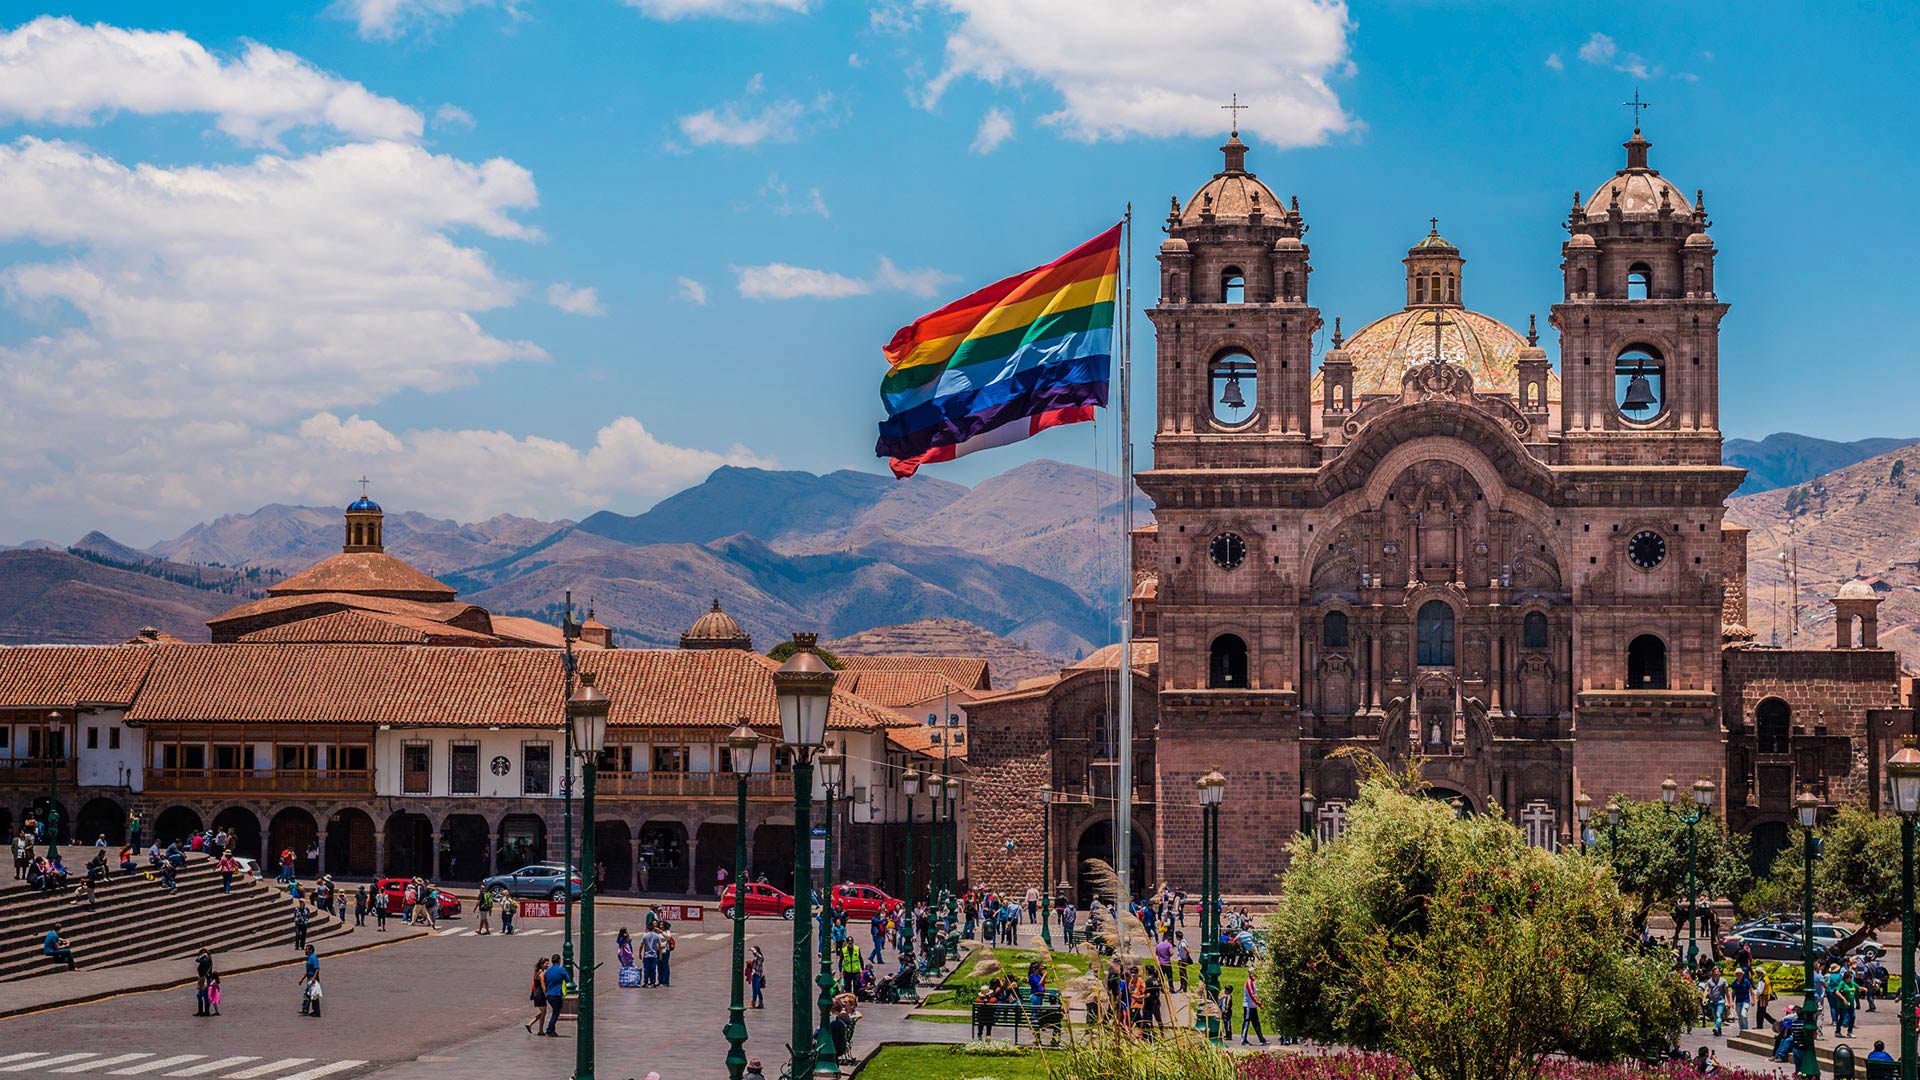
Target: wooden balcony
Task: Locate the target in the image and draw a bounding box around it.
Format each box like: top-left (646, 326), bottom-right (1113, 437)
top-left (0, 757), bottom-right (76, 785)
top-left (596, 771), bottom-right (793, 800)
top-left (144, 768), bottom-right (375, 796)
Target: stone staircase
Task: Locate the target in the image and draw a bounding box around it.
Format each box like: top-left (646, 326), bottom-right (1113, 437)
top-left (0, 854), bottom-right (351, 981)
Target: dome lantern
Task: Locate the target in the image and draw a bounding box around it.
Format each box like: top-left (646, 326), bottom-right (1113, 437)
top-left (680, 598), bottom-right (754, 651)
top-left (343, 477), bottom-right (384, 553)
top-left (1404, 218), bottom-right (1465, 309)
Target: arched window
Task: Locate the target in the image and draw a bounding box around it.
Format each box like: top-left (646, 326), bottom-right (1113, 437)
top-left (1416, 601), bottom-right (1455, 666)
top-left (1755, 698), bottom-right (1791, 755)
top-left (1322, 611), bottom-right (1349, 648)
top-left (1209, 634), bottom-right (1249, 689)
top-left (1281, 270), bottom-right (1295, 300)
top-left (1627, 263), bottom-right (1652, 300)
top-left (1221, 268), bottom-right (1245, 304)
top-left (1522, 611), bottom-right (1549, 648)
top-left (1210, 351), bottom-right (1257, 426)
top-left (1415, 276), bottom-right (1428, 304)
top-left (1575, 267), bottom-right (1589, 294)
top-left (1626, 634), bottom-right (1667, 689)
top-left (1615, 344), bottom-right (1665, 421)
top-left (1444, 274), bottom-right (1455, 303)
top-left (1693, 266), bottom-right (1706, 293)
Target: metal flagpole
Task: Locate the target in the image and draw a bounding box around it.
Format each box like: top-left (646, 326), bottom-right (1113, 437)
top-left (1115, 205), bottom-right (1135, 911)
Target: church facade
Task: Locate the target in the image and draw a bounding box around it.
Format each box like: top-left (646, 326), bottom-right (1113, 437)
top-left (966, 123), bottom-right (1913, 898)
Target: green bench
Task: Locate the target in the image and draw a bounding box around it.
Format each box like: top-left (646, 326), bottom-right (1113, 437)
top-left (970, 998), bottom-right (1064, 1045)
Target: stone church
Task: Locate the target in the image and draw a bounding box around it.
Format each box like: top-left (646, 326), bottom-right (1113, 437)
top-left (966, 121), bottom-right (1913, 899)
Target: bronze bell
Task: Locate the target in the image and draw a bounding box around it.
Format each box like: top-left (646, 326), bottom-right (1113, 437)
top-left (1220, 375), bottom-right (1247, 410)
top-left (1620, 372), bottom-right (1657, 412)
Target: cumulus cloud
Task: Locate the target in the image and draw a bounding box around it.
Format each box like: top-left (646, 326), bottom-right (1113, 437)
top-left (1578, 32), bottom-right (1617, 64)
top-left (331, 0), bottom-right (505, 40)
top-left (679, 97), bottom-right (806, 147)
top-left (873, 258), bottom-right (958, 299)
top-left (1544, 53), bottom-right (1564, 71)
top-left (970, 106), bottom-right (1014, 154)
top-left (676, 276), bottom-right (708, 305)
top-left (1576, 31), bottom-right (1660, 79)
top-left (546, 282), bottom-right (605, 316)
top-left (0, 16), bottom-right (423, 145)
top-left (621, 0), bottom-right (811, 17)
top-left (758, 171), bottom-right (829, 217)
top-left (734, 258), bottom-right (954, 300)
top-left (435, 103), bottom-right (476, 129)
top-left (916, 0), bottom-right (1353, 145)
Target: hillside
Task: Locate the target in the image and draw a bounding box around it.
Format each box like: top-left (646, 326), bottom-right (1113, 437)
top-left (575, 466), bottom-right (968, 549)
top-left (826, 618), bottom-right (1068, 685)
top-left (0, 550), bottom-right (226, 644)
top-left (149, 504), bottom-right (566, 574)
top-left (1725, 433), bottom-right (1919, 496)
top-left (1725, 442), bottom-right (1920, 664)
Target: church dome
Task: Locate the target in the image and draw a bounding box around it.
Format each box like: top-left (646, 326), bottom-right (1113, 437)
top-left (347, 495), bottom-right (381, 512)
top-left (1178, 134), bottom-right (1283, 226)
top-left (681, 598), bottom-right (753, 650)
top-left (1319, 308), bottom-right (1561, 401)
top-left (1835, 579), bottom-right (1878, 601)
top-left (1582, 129), bottom-right (1693, 221)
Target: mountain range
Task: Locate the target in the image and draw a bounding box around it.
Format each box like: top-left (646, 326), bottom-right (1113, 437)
top-left (1724, 433), bottom-right (1920, 496)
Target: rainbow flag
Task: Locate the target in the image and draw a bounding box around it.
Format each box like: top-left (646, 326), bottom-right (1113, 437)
top-left (875, 223), bottom-right (1120, 478)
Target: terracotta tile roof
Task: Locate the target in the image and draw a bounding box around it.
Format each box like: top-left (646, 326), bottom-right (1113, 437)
top-left (887, 716), bottom-right (967, 757)
top-left (1070, 640), bottom-right (1158, 673)
top-left (268, 551), bottom-right (457, 601)
top-left (489, 615), bottom-right (604, 650)
top-left (236, 610), bottom-right (498, 646)
top-left (835, 656), bottom-right (990, 691)
top-left (209, 593), bottom-right (483, 630)
top-left (582, 649), bottom-right (909, 733)
top-left (0, 646), bottom-right (156, 708)
top-left (835, 670), bottom-right (970, 710)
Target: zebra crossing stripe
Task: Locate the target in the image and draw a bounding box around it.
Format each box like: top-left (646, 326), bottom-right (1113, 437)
top-left (223, 1060), bottom-right (314, 1079)
top-left (57, 1055), bottom-right (154, 1073)
top-left (110, 1056), bottom-right (205, 1075)
top-left (438, 927), bottom-right (469, 936)
top-left (0, 1057), bottom-right (49, 1068)
top-left (3, 1054), bottom-right (96, 1072)
top-left (270, 1062), bottom-right (367, 1080)
top-left (164, 1057), bottom-right (261, 1076)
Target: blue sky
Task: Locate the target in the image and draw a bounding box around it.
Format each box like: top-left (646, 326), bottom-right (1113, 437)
top-left (1, 1), bottom-right (1915, 544)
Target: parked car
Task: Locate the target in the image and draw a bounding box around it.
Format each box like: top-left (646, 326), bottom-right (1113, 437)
top-left (1731, 911), bottom-right (1796, 934)
top-left (719, 882), bottom-right (795, 920)
top-left (482, 863), bottom-right (583, 901)
top-left (1774, 922), bottom-right (1857, 953)
top-left (1717, 926), bottom-right (1805, 962)
top-left (372, 877), bottom-right (462, 917)
top-left (829, 883), bottom-right (897, 919)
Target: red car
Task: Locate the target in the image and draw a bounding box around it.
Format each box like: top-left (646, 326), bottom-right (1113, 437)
top-left (720, 882), bottom-right (795, 920)
top-left (830, 883), bottom-right (897, 919)
top-left (373, 877), bottom-right (463, 918)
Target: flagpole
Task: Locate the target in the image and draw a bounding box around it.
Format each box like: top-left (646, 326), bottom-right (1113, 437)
top-left (1115, 204), bottom-right (1135, 916)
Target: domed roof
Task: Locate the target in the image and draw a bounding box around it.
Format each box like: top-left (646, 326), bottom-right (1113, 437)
top-left (1835, 579), bottom-right (1880, 601)
top-left (347, 495), bottom-right (381, 512)
top-left (1316, 308), bottom-right (1561, 400)
top-left (1409, 227), bottom-right (1459, 254)
top-left (1582, 130), bottom-right (1693, 221)
top-left (267, 550), bottom-right (457, 602)
top-left (1178, 134), bottom-right (1283, 226)
top-left (681, 598), bottom-right (753, 650)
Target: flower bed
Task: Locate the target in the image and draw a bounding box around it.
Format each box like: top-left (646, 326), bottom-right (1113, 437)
top-left (1235, 1052), bottom-right (1785, 1080)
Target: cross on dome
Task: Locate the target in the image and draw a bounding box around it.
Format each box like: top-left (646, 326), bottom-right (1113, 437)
top-left (1622, 88), bottom-right (1651, 134)
top-left (1220, 92), bottom-right (1247, 136)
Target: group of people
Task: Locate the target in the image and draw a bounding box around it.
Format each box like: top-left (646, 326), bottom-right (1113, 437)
top-left (615, 913), bottom-right (679, 987)
top-left (475, 884), bottom-right (523, 934)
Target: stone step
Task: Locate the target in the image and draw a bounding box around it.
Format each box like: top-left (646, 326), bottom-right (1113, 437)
top-left (1, 874), bottom-right (274, 950)
top-left (0, 869), bottom-right (239, 936)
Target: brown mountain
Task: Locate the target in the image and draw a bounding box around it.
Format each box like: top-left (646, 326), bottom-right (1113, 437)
top-left (150, 505), bottom-right (567, 574)
top-left (1725, 442), bottom-right (1920, 664)
top-left (0, 550), bottom-right (228, 644)
top-left (826, 618), bottom-right (1068, 685)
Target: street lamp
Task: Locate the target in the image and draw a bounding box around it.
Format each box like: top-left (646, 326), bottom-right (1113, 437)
top-left (723, 723), bottom-right (763, 1080)
top-left (773, 635), bottom-right (835, 1080)
top-left (1887, 738), bottom-right (1920, 1080)
top-left (1574, 792), bottom-right (1592, 852)
top-left (45, 710), bottom-right (63, 861)
top-left (816, 745), bottom-right (845, 1040)
top-left (1038, 790), bottom-right (1053, 948)
top-left (565, 670), bottom-right (611, 1080)
top-left (1198, 768), bottom-right (1226, 1043)
top-left (1660, 775), bottom-right (1716, 962)
top-left (1796, 788), bottom-right (1822, 1076)
top-left (941, 777), bottom-right (962, 962)
top-left (902, 765), bottom-right (921, 951)
top-left (1604, 800), bottom-right (1622, 855)
top-left (1299, 788), bottom-right (1317, 852)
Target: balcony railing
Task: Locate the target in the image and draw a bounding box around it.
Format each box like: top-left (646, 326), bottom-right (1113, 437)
top-left (0, 757), bottom-right (76, 784)
top-left (144, 768), bottom-right (375, 796)
top-left (597, 771), bottom-right (793, 799)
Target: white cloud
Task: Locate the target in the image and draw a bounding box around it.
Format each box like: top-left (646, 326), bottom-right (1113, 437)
top-left (434, 103), bottom-right (476, 129)
top-left (916, 0), bottom-right (1352, 145)
top-left (1578, 32), bottom-right (1617, 64)
top-left (757, 171), bottom-right (830, 217)
top-left (676, 277), bottom-right (708, 305)
top-left (734, 258), bottom-right (955, 300)
top-left (546, 283), bottom-right (605, 316)
top-left (622, 0), bottom-right (811, 18)
top-left (0, 16), bottom-right (422, 145)
top-left (331, 0), bottom-right (505, 40)
top-left (970, 106), bottom-right (1014, 154)
top-left (1544, 53), bottom-right (1564, 71)
top-left (1576, 31), bottom-right (1661, 80)
top-left (678, 97), bottom-right (807, 147)
top-left (847, 52), bottom-right (864, 68)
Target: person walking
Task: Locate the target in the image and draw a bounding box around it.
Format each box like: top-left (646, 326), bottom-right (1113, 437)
top-left (293, 902), bottom-right (311, 950)
top-left (298, 945), bottom-right (322, 1018)
top-left (216, 851), bottom-right (238, 893)
top-left (524, 958), bottom-right (551, 1034)
top-left (656, 922), bottom-right (675, 987)
top-left (501, 892), bottom-right (517, 936)
top-left (640, 924), bottom-right (664, 987)
top-left (1753, 967), bottom-right (1775, 1028)
top-left (541, 954), bottom-right (567, 1036)
top-left (353, 886), bottom-right (368, 928)
top-left (1240, 973), bottom-right (1268, 1045)
top-left (869, 911), bottom-right (886, 966)
top-left (373, 888), bottom-right (389, 931)
top-left (1025, 885), bottom-right (1040, 924)
top-left (206, 970), bottom-right (222, 1017)
top-left (127, 811), bottom-right (142, 852)
top-left (748, 945), bottom-right (766, 1009)
top-left (476, 887), bottom-right (493, 935)
top-left (195, 949), bottom-right (214, 1016)
top-left (1061, 902), bottom-right (1076, 947)
top-left (1704, 969), bottom-right (1728, 1037)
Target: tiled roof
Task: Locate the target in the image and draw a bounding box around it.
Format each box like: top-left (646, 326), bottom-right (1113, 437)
top-left (836, 656), bottom-right (990, 691)
top-left (236, 610), bottom-right (498, 646)
top-left (208, 593), bottom-right (483, 629)
top-left (0, 646), bottom-right (157, 708)
top-left (836, 670), bottom-right (969, 710)
top-left (1071, 640), bottom-right (1159, 673)
top-left (490, 615), bottom-right (604, 650)
top-left (887, 716), bottom-right (967, 757)
top-left (268, 551), bottom-right (457, 601)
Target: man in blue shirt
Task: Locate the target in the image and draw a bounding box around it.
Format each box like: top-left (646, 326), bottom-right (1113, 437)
top-left (43, 924), bottom-right (74, 970)
top-left (1868, 1040), bottom-right (1897, 1062)
top-left (542, 954), bottom-right (567, 1036)
top-left (299, 945), bottom-right (322, 1017)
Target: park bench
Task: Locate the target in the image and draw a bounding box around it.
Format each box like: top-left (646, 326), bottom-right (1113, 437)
top-left (1862, 1057), bottom-right (1898, 1080)
top-left (970, 995), bottom-right (1064, 1045)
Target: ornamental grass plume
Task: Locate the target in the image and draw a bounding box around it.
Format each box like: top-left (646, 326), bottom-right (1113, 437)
top-left (1233, 1053), bottom-right (1783, 1079)
top-left (1044, 1014), bottom-right (1237, 1080)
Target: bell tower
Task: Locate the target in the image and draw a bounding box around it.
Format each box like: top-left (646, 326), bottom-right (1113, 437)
top-left (1148, 125), bottom-right (1320, 471)
top-left (343, 479), bottom-right (384, 554)
top-left (1551, 116), bottom-right (1728, 466)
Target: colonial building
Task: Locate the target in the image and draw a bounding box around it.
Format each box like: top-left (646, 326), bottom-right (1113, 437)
top-left (967, 121), bottom-right (1914, 897)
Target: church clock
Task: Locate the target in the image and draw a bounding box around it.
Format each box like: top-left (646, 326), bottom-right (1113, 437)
top-left (1209, 532), bottom-right (1247, 570)
top-left (1627, 530), bottom-right (1667, 570)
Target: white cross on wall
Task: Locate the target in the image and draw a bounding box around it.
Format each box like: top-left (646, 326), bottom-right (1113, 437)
top-left (1317, 801), bottom-right (1349, 845)
top-left (1520, 801), bottom-right (1556, 851)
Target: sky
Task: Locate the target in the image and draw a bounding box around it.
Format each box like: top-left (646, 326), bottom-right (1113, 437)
top-left (1, 1), bottom-right (1916, 546)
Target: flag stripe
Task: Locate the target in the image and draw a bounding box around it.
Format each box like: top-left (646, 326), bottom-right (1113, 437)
top-left (890, 404), bottom-right (1097, 478)
top-left (882, 225), bottom-right (1120, 363)
top-left (882, 300), bottom-right (1114, 401)
top-left (884, 251), bottom-right (1119, 371)
top-left (878, 364), bottom-right (1108, 461)
top-left (880, 329), bottom-right (1111, 438)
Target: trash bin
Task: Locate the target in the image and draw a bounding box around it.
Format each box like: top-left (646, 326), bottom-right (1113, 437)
top-left (1831, 1043), bottom-right (1855, 1079)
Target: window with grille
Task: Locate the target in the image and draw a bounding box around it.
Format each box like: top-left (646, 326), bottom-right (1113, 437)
top-left (523, 742), bottom-right (552, 795)
top-left (450, 742), bottom-right (479, 795)
top-left (402, 743), bottom-right (431, 794)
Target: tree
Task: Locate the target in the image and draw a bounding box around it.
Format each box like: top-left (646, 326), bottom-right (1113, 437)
top-left (1589, 794), bottom-right (1751, 943)
top-left (1261, 755), bottom-right (1695, 1080)
top-left (1750, 805), bottom-right (1900, 954)
top-left (765, 639), bottom-right (844, 669)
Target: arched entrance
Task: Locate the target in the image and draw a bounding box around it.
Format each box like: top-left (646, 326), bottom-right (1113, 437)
top-left (385, 813), bottom-right (433, 878)
top-left (1074, 818), bottom-right (1150, 910)
top-left (323, 808), bottom-right (376, 878)
top-left (440, 814), bottom-right (490, 882)
top-left (752, 824), bottom-right (794, 892)
top-left (695, 821), bottom-right (741, 898)
top-left (213, 807), bottom-right (263, 862)
top-left (29, 798), bottom-right (72, 844)
top-left (497, 813), bottom-right (547, 872)
top-left (76, 797), bottom-right (126, 845)
top-left (0, 808), bottom-right (12, 840)
top-left (1427, 786), bottom-right (1476, 815)
top-left (638, 820), bottom-right (690, 895)
top-left (1750, 820), bottom-right (1791, 877)
top-left (153, 805), bottom-right (201, 846)
top-left (270, 808), bottom-right (320, 876)
top-left (594, 820), bottom-right (633, 893)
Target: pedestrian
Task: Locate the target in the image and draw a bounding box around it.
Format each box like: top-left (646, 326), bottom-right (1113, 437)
top-left (618, 928), bottom-right (638, 987)
top-left (1754, 967), bottom-right (1775, 1028)
top-left (744, 1059), bottom-right (766, 1080)
top-left (293, 902), bottom-right (311, 950)
top-left (1731, 966), bottom-right (1753, 1033)
top-left (524, 958), bottom-right (550, 1034)
top-left (869, 911), bottom-right (886, 966)
top-left (161, 860), bottom-right (177, 895)
top-left (128, 811), bottom-right (142, 852)
top-left (640, 923), bottom-right (664, 987)
top-left (217, 851), bottom-right (238, 893)
top-left (657, 922), bottom-right (676, 987)
top-left (542, 953), bottom-right (568, 1036)
top-left (353, 886), bottom-right (368, 928)
top-left (477, 887), bottom-right (493, 935)
top-left (278, 847), bottom-right (294, 883)
top-left (195, 948), bottom-right (214, 1016)
top-left (1704, 969), bottom-right (1728, 1037)
top-left (1174, 932), bottom-right (1192, 993)
top-left (1025, 884), bottom-right (1040, 924)
top-left (748, 945), bottom-right (766, 1008)
top-left (298, 945), bottom-right (322, 1018)
top-left (206, 971), bottom-right (222, 1017)
top-left (1061, 902), bottom-right (1076, 947)
top-left (1240, 972), bottom-right (1268, 1045)
top-left (501, 892), bottom-right (517, 935)
top-left (12, 832), bottom-right (31, 880)
top-left (373, 888), bottom-right (389, 932)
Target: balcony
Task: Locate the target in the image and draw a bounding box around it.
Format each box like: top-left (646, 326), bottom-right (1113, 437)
top-left (144, 768), bottom-right (375, 796)
top-left (0, 757), bottom-right (76, 785)
top-left (596, 771), bottom-right (794, 799)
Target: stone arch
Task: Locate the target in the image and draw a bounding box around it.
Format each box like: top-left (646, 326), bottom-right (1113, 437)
top-left (1329, 412), bottom-right (1558, 509)
top-left (1626, 633), bottom-right (1668, 690)
top-left (1208, 347), bottom-right (1259, 428)
top-left (1208, 632), bottom-right (1249, 689)
top-left (1219, 266), bottom-right (1245, 303)
top-left (269, 806), bottom-right (320, 876)
top-left (212, 806), bottom-right (264, 862)
top-left (323, 807), bottom-right (377, 878)
top-left (497, 813), bottom-right (548, 872)
top-left (153, 805), bottom-right (202, 846)
top-left (638, 819), bottom-right (691, 895)
top-left (385, 812), bottom-right (434, 878)
top-left (438, 813), bottom-right (490, 882)
top-left (76, 796), bottom-right (126, 846)
top-left (1071, 816), bottom-right (1152, 910)
top-left (751, 821), bottom-right (795, 892)
top-left (1755, 697), bottom-right (1791, 755)
top-left (593, 818), bottom-right (634, 893)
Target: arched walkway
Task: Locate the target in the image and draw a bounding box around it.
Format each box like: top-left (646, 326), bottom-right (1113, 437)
top-left (213, 807), bottom-right (264, 862)
top-left (1073, 818), bottom-right (1150, 910)
top-left (324, 808), bottom-right (377, 878)
top-left (385, 813), bottom-right (433, 878)
top-left (638, 820), bottom-right (690, 895)
top-left (593, 819), bottom-right (633, 893)
top-left (695, 821), bottom-right (742, 898)
top-left (29, 798), bottom-right (72, 844)
top-left (440, 814), bottom-right (490, 882)
top-left (751, 824), bottom-right (794, 892)
top-left (497, 813), bottom-right (547, 872)
top-left (76, 796), bottom-right (126, 846)
top-left (0, 808), bottom-right (12, 841)
top-left (153, 805), bottom-right (201, 846)
top-left (270, 807), bottom-right (320, 876)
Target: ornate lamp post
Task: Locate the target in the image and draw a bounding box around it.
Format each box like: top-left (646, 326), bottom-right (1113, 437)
top-left (902, 765), bottom-right (921, 946)
top-left (723, 724), bottom-right (763, 1080)
top-left (559, 594), bottom-right (583, 980)
top-left (816, 745), bottom-right (845, 1037)
top-left (1574, 792), bottom-right (1593, 852)
top-left (1604, 800), bottom-right (1622, 855)
top-left (945, 778), bottom-right (962, 911)
top-left (1299, 788), bottom-right (1317, 852)
top-left (45, 710), bottom-right (63, 861)
top-left (1796, 788), bottom-right (1822, 1076)
top-left (926, 769), bottom-right (944, 969)
top-left (1038, 790), bottom-right (1053, 948)
top-left (773, 636), bottom-right (835, 1080)
top-left (1660, 775), bottom-right (1716, 962)
top-left (566, 671), bottom-right (611, 1080)
top-left (1888, 738), bottom-right (1920, 1080)
top-left (1198, 768), bottom-right (1226, 1042)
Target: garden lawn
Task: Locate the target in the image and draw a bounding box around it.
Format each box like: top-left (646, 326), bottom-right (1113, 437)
top-left (911, 946), bottom-right (1094, 1023)
top-left (856, 1044), bottom-right (1050, 1079)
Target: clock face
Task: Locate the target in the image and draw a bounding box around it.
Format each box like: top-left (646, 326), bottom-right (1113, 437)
top-left (1628, 530), bottom-right (1667, 570)
top-left (1209, 532), bottom-right (1247, 570)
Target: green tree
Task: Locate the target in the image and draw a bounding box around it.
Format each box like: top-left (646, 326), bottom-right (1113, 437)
top-left (765, 638), bottom-right (844, 669)
top-left (1261, 756), bottom-right (1694, 1080)
top-left (1749, 805), bottom-right (1900, 953)
top-left (1589, 794), bottom-right (1751, 940)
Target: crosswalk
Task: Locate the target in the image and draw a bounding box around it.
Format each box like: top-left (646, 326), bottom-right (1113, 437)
top-left (0, 1053), bottom-right (367, 1080)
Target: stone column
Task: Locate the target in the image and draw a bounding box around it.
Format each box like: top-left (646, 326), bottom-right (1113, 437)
top-left (373, 830), bottom-right (387, 878)
top-left (315, 831), bottom-right (328, 878)
top-left (683, 829), bottom-right (699, 897)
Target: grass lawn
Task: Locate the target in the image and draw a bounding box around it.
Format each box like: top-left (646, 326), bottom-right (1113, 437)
top-left (856, 1044), bottom-right (1050, 1079)
top-left (909, 946), bottom-right (1095, 1023)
